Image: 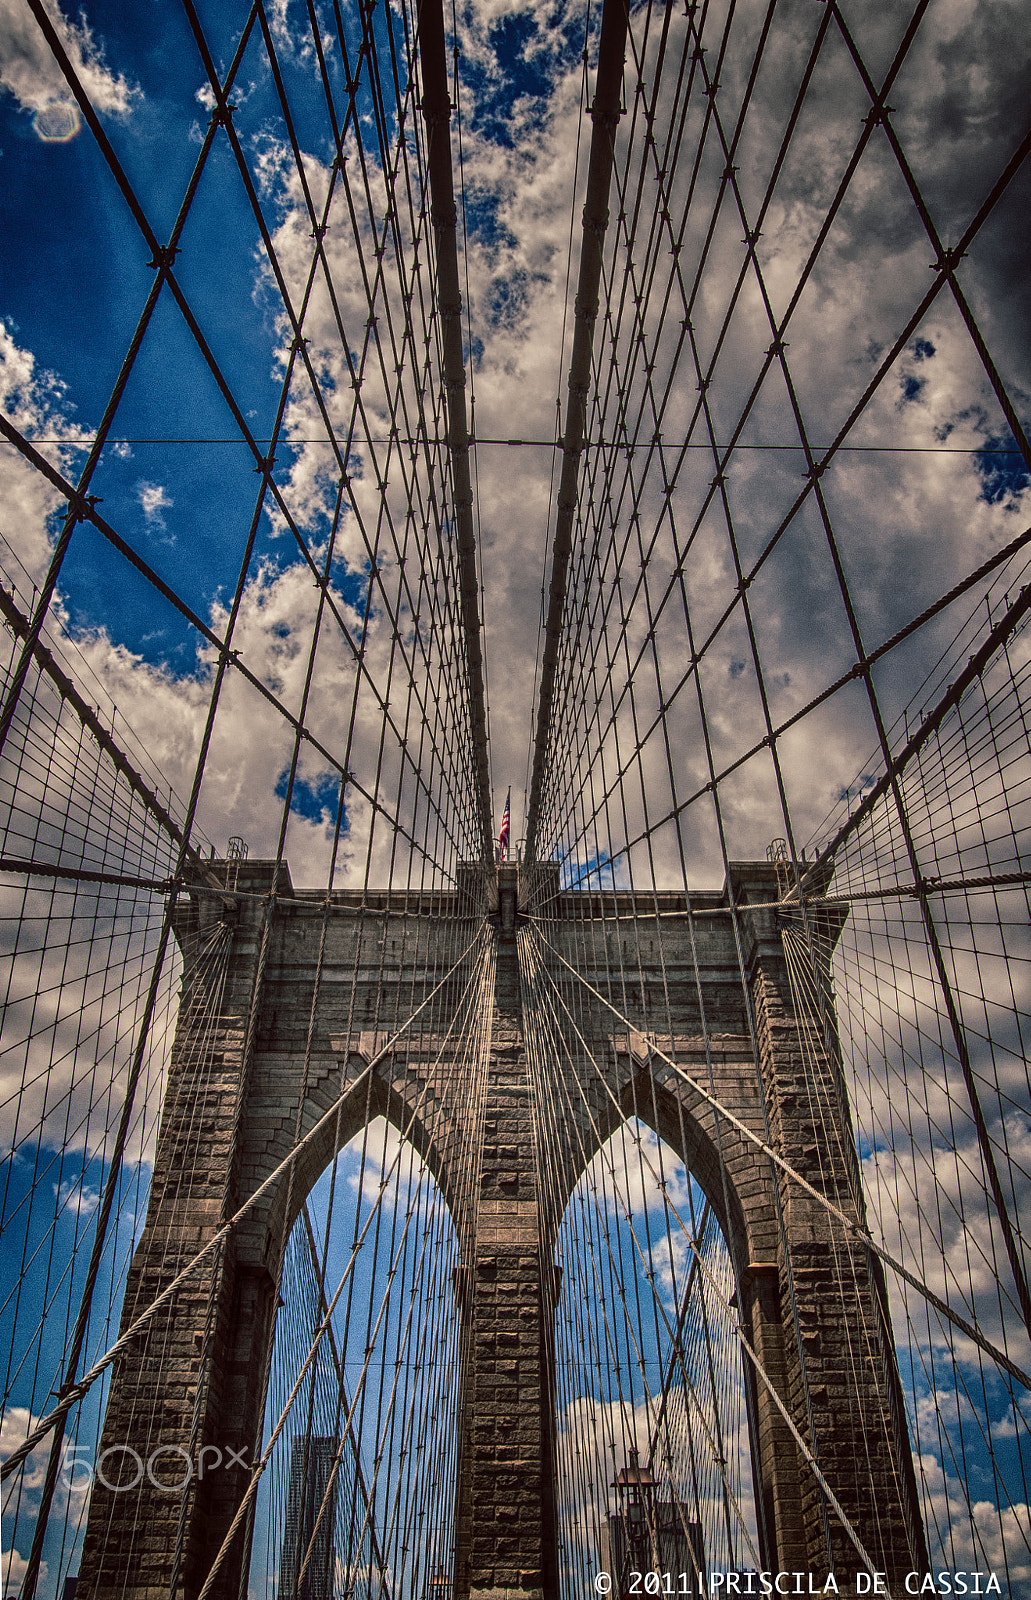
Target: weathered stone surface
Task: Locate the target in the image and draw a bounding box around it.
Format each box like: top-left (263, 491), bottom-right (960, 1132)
top-left (77, 861), bottom-right (923, 1600)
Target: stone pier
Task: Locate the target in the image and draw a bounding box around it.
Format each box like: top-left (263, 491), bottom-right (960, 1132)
top-left (76, 860), bottom-right (923, 1598)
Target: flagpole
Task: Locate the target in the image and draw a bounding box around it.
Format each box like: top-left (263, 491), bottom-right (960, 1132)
top-left (497, 787), bottom-right (511, 864)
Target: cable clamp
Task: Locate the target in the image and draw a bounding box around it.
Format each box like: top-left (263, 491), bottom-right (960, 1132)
top-left (146, 244), bottom-right (181, 272)
top-left (931, 246), bottom-right (966, 273)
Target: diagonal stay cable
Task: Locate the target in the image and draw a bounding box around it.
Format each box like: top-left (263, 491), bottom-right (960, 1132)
top-left (197, 927), bottom-right (493, 1600)
top-left (521, 925), bottom-right (882, 1577)
top-left (0, 415), bottom-right (464, 874)
top-left (0, 923), bottom-right (485, 1483)
top-left (0, 588), bottom-right (208, 878)
top-left (529, 922), bottom-right (1031, 1394)
top-left (560, 536), bottom-right (1031, 897)
top-left (520, 935), bottom-right (762, 1574)
top-left (17, 0), bottom-right (472, 872)
top-left (540, 102), bottom-right (1031, 835)
top-left (0, 4), bottom-right (260, 766)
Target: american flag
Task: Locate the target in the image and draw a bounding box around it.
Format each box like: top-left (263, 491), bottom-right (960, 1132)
top-left (497, 789), bottom-right (510, 863)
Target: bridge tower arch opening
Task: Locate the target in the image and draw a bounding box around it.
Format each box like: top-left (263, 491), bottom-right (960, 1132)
top-left (76, 856), bottom-right (926, 1600)
top-left (550, 1116), bottom-right (759, 1591)
top-left (519, 862), bottom-right (929, 1596)
top-left (75, 857), bottom-right (491, 1600)
top-left (248, 1117), bottom-right (464, 1600)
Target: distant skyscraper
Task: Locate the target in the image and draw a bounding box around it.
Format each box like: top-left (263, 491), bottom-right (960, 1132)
top-left (601, 1504), bottom-right (705, 1596)
top-left (279, 1436), bottom-right (340, 1600)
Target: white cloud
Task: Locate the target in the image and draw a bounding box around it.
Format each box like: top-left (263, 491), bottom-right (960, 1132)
top-left (1, 1404), bottom-right (91, 1522)
top-left (137, 480), bottom-right (172, 533)
top-left (0, 0), bottom-right (135, 117)
top-left (0, 1545), bottom-right (47, 1599)
top-left (0, 4), bottom-right (1030, 1585)
top-left (341, 1114), bottom-right (437, 1212)
top-left (54, 1173), bottom-right (100, 1216)
top-left (0, 319), bottom-right (91, 592)
top-left (915, 1451), bottom-right (1031, 1588)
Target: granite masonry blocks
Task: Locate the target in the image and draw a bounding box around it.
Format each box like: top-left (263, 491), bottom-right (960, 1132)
top-left (78, 862), bottom-right (922, 1600)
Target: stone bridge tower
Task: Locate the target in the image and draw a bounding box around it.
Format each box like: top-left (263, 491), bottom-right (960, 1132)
top-left (76, 859), bottom-right (925, 1600)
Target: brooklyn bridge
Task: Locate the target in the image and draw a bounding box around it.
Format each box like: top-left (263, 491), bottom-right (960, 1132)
top-left (0, 0), bottom-right (1029, 1597)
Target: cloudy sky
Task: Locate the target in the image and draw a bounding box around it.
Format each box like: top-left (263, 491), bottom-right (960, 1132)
top-left (1, 0), bottom-right (1030, 1594)
top-left (0, 0), bottom-right (1027, 894)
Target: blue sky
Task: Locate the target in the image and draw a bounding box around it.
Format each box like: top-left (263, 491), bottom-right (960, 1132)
top-left (3, 0), bottom-right (1031, 1595)
top-left (0, 0), bottom-right (593, 672)
top-left (1, 0), bottom-right (309, 660)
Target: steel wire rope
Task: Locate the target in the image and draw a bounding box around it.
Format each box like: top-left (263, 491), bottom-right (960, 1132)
top-left (0, 914), bottom-right (226, 1391)
top-left (527, 917), bottom-right (1031, 1394)
top-left (520, 890), bottom-right (636, 1579)
top-left (6, 18), bottom-right (457, 1536)
top-left (778, 923), bottom-right (921, 1561)
top-left (446, 0), bottom-right (497, 811)
top-left (520, 7), bottom-right (597, 841)
top-left (575, 467), bottom-right (749, 1579)
top-left (520, 924), bottom-right (760, 1575)
top-left (522, 931), bottom-right (651, 1565)
top-left (612, 477), bottom-right (778, 1568)
top-left (521, 922), bottom-right (886, 1575)
top-left (207, 930), bottom-right (492, 1599)
top-left (0, 921), bottom-right (486, 1489)
top-left (289, 844), bottom-right (480, 1580)
top-left (8, 10), bottom-right (479, 885)
top-left (0, 417), bottom-right (476, 884)
top-left (0, 0), bottom-right (261, 763)
top-left (552, 530), bottom-right (1031, 892)
top-left (525, 980), bottom-right (754, 1584)
top-left (208, 440), bottom-right (374, 1590)
top-left (12, 875), bottom-right (228, 1594)
top-left (816, 883), bottom-right (1031, 1555)
top-left (3, 0), bottom-right (483, 1587)
top-left (8, 0), bottom-right (1031, 1586)
top-left (0, 530), bottom-right (208, 821)
top-left (644, 1206), bottom-right (744, 1574)
top-left (685, 44), bottom-right (1028, 1415)
top-left (295, 1098), bottom-right (470, 1595)
top-left (533, 332), bottom-right (841, 1569)
top-left (198, 1117), bottom-right (457, 1600)
top-left (528, 7), bottom-right (1031, 871)
top-left (273, 864), bottom-right (486, 1587)
top-left (525, 0), bottom-right (806, 825)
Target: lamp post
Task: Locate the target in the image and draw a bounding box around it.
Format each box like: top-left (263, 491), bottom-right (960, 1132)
top-left (611, 1449), bottom-right (660, 1595)
top-left (425, 1567), bottom-right (451, 1600)
top-left (422, 1561), bottom-right (451, 1600)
